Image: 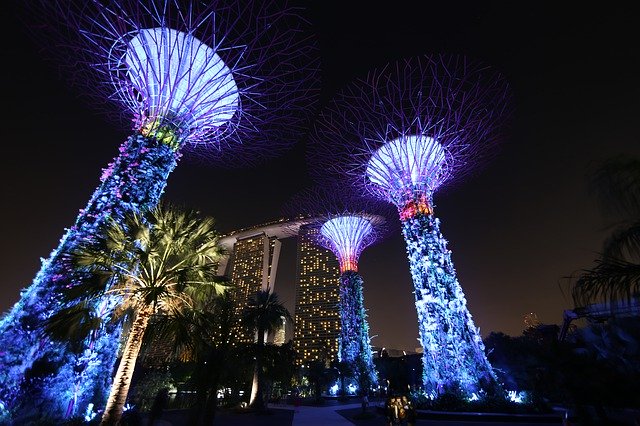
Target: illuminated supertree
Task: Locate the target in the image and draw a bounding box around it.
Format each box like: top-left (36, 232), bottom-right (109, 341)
top-left (309, 55), bottom-right (511, 396)
top-left (0, 0), bottom-right (318, 421)
top-left (285, 187), bottom-right (394, 392)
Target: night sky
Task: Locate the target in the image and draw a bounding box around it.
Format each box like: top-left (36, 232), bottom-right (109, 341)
top-left (2, 2), bottom-right (639, 352)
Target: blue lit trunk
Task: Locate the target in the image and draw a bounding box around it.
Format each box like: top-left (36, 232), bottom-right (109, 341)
top-left (338, 270), bottom-right (377, 391)
top-left (0, 134), bottom-right (180, 420)
top-left (400, 212), bottom-right (496, 396)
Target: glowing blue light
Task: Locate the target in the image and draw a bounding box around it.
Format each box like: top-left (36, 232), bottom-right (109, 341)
top-left (402, 214), bottom-right (496, 395)
top-left (329, 383), bottom-right (339, 396)
top-left (507, 390), bottom-right (526, 404)
top-left (83, 403), bottom-right (97, 422)
top-left (366, 135), bottom-right (448, 203)
top-left (320, 215), bottom-right (373, 272)
top-left (123, 27), bottom-right (239, 136)
top-left (0, 135), bottom-right (178, 420)
top-left (348, 383), bottom-right (357, 394)
top-left (338, 271), bottom-right (378, 390)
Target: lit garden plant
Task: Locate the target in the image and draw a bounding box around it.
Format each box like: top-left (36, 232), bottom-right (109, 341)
top-left (309, 55), bottom-right (512, 396)
top-left (286, 187), bottom-right (394, 393)
top-left (0, 0), bottom-right (317, 421)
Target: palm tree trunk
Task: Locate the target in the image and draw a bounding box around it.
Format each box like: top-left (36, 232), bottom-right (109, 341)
top-left (101, 305), bottom-right (154, 425)
top-left (203, 371), bottom-right (221, 425)
top-left (249, 329), bottom-right (266, 410)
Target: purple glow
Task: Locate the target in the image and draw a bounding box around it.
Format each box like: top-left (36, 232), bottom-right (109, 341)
top-left (31, 0), bottom-right (319, 163)
top-left (308, 54), bottom-right (512, 395)
top-left (122, 27), bottom-right (240, 141)
top-left (0, 1), bottom-right (318, 421)
top-left (367, 135), bottom-right (448, 205)
top-left (309, 54), bottom-right (511, 194)
top-left (320, 215), bottom-right (374, 272)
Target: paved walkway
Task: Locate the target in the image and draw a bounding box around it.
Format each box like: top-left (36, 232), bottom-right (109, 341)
top-left (139, 401), bottom-right (580, 425)
top-left (291, 402), bottom-right (361, 425)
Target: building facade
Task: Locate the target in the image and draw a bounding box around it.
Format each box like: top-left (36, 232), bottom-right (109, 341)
top-left (226, 233), bottom-right (282, 343)
top-left (293, 224), bottom-right (341, 366)
top-left (219, 219), bottom-right (341, 364)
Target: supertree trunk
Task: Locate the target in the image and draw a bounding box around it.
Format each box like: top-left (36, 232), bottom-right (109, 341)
top-left (338, 271), bottom-right (378, 390)
top-left (101, 305), bottom-right (155, 425)
top-left (400, 212), bottom-right (496, 396)
top-left (0, 134), bottom-right (180, 419)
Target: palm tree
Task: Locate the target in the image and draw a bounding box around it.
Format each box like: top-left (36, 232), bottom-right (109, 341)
top-left (572, 157), bottom-right (640, 306)
top-left (241, 290), bottom-right (292, 411)
top-left (46, 204), bottom-right (228, 425)
top-left (147, 291), bottom-right (240, 425)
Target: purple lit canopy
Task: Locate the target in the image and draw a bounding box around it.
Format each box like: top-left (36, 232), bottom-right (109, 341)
top-left (30, 0), bottom-right (319, 164)
top-left (310, 54), bottom-right (511, 206)
top-left (307, 54), bottom-right (512, 394)
top-left (284, 186), bottom-right (394, 272)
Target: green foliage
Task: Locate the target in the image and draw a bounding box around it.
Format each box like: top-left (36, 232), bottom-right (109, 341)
top-left (45, 203), bottom-right (229, 423)
top-left (374, 354), bottom-right (421, 394)
top-left (410, 390), bottom-right (543, 414)
top-left (241, 290), bottom-right (293, 410)
top-left (263, 342), bottom-right (297, 394)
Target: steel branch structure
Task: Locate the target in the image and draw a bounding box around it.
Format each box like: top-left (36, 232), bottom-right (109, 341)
top-left (309, 54), bottom-right (511, 396)
top-left (285, 187), bottom-right (394, 392)
top-left (0, 0), bottom-right (318, 421)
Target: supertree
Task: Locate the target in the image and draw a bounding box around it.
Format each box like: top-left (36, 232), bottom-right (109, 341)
top-left (0, 0), bottom-right (318, 421)
top-left (308, 54), bottom-right (512, 396)
top-left (284, 186), bottom-right (395, 393)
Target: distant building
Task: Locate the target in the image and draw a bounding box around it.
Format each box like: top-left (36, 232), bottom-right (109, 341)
top-left (292, 224), bottom-right (341, 366)
top-left (227, 233), bottom-right (281, 343)
top-left (216, 219), bottom-right (345, 363)
top-left (273, 316), bottom-right (287, 346)
top-left (218, 218), bottom-right (303, 344)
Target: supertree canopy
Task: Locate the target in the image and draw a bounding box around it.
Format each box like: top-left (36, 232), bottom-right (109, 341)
top-left (284, 187), bottom-right (395, 392)
top-left (0, 0), bottom-right (318, 421)
top-left (308, 54), bottom-right (512, 396)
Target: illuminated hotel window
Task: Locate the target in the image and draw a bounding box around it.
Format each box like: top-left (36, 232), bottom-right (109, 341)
top-left (293, 224), bottom-right (340, 365)
top-left (227, 233), bottom-right (280, 344)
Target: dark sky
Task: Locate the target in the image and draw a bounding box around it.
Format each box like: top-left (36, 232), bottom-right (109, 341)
top-left (2, 2), bottom-right (639, 352)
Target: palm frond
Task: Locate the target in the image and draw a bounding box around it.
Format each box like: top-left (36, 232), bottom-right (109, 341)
top-left (242, 290), bottom-right (293, 335)
top-left (602, 222), bottom-right (640, 262)
top-left (43, 301), bottom-right (104, 346)
top-left (54, 202), bottom-right (228, 363)
top-left (589, 157), bottom-right (640, 219)
top-left (572, 257), bottom-right (640, 307)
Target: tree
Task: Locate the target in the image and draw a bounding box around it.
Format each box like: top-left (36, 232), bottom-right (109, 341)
top-left (45, 204), bottom-right (228, 425)
top-left (331, 360), bottom-right (354, 399)
top-left (241, 290), bottom-right (292, 411)
top-left (305, 360), bottom-right (331, 403)
top-left (145, 290), bottom-right (242, 425)
top-left (262, 341), bottom-right (298, 402)
top-left (572, 157), bottom-right (640, 307)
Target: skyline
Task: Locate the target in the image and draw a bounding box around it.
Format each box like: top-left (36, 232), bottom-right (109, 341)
top-left (2, 1), bottom-right (640, 352)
